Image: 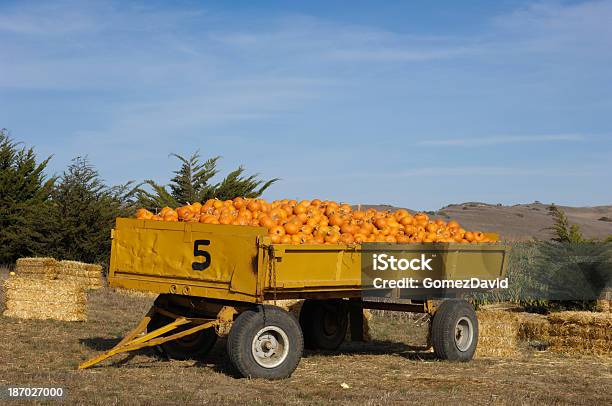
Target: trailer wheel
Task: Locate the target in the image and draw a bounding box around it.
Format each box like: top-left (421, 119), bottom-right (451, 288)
top-left (431, 300), bottom-right (478, 362)
top-left (227, 305), bottom-right (303, 379)
top-left (299, 299), bottom-right (348, 350)
top-left (148, 313), bottom-right (217, 360)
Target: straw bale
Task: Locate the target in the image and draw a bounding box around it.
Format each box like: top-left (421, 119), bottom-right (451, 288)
top-left (346, 309), bottom-right (373, 342)
top-left (2, 277), bottom-right (87, 321)
top-left (5, 294), bottom-right (86, 305)
top-left (547, 324), bottom-right (610, 340)
top-left (15, 257), bottom-right (59, 279)
top-left (16, 257), bottom-right (58, 268)
top-left (59, 275), bottom-right (103, 290)
top-left (271, 299), bottom-right (303, 319)
top-left (518, 314), bottom-right (550, 341)
top-left (547, 336), bottom-right (611, 356)
top-left (54, 260), bottom-right (103, 290)
top-left (547, 311), bottom-right (612, 328)
top-left (475, 310), bottom-right (612, 357)
top-left (544, 312), bottom-right (612, 355)
top-left (4, 300), bottom-right (85, 313)
top-left (4, 277), bottom-right (84, 297)
top-left (3, 305), bottom-right (86, 322)
top-left (58, 268), bottom-right (102, 278)
top-left (476, 310), bottom-right (521, 358)
top-left (596, 300), bottom-right (610, 312)
top-left (515, 311), bottom-right (611, 356)
top-left (58, 260), bottom-right (102, 274)
top-left (477, 336), bottom-right (520, 357)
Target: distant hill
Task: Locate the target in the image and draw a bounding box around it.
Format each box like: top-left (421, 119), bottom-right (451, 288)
top-left (353, 202), bottom-right (612, 241)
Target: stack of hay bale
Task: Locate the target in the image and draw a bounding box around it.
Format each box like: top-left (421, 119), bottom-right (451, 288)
top-left (477, 309), bottom-right (612, 357)
top-left (538, 312), bottom-right (611, 356)
top-left (2, 257), bottom-right (103, 322)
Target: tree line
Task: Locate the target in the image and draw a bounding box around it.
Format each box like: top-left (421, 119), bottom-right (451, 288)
top-left (0, 129), bottom-right (277, 265)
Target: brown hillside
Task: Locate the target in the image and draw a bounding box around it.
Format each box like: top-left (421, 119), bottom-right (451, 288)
top-left (355, 202), bottom-right (612, 241)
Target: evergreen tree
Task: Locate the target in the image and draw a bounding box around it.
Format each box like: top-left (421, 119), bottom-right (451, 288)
top-left (547, 204), bottom-right (584, 243)
top-left (136, 151), bottom-right (277, 209)
top-left (0, 129), bottom-right (56, 263)
top-left (49, 157), bottom-right (129, 264)
top-left (527, 205), bottom-right (612, 310)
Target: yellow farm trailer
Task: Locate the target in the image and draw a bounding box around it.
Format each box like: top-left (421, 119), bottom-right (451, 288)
top-left (80, 218), bottom-right (508, 379)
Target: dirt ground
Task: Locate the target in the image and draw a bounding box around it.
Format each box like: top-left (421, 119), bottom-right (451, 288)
top-left (0, 273), bottom-right (611, 405)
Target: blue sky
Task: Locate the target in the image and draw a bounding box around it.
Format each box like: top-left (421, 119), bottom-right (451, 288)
top-left (1, 0), bottom-right (611, 210)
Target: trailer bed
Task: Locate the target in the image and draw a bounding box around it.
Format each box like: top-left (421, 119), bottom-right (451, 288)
top-left (109, 218), bottom-right (508, 302)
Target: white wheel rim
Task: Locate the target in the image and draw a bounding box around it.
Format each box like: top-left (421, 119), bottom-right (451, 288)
top-left (251, 326), bottom-right (290, 368)
top-left (455, 316), bottom-right (474, 352)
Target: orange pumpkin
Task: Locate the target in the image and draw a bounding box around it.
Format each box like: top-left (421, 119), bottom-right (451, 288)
top-left (134, 197), bottom-right (497, 246)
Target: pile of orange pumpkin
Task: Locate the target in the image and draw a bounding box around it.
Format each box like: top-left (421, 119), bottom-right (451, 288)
top-left (135, 198), bottom-right (495, 244)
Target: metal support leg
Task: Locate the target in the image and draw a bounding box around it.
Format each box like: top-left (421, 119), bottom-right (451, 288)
top-left (78, 306), bottom-right (217, 370)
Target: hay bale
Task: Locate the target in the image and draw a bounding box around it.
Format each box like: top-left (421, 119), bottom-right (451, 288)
top-left (518, 314), bottom-right (550, 341)
top-left (543, 311), bottom-right (612, 356)
top-left (59, 260), bottom-right (102, 274)
top-left (2, 277), bottom-right (86, 322)
top-left (345, 309), bottom-right (373, 342)
top-left (271, 299), bottom-right (303, 320)
top-left (15, 257), bottom-right (59, 279)
top-left (14, 258), bottom-right (103, 290)
top-left (475, 310), bottom-right (521, 357)
top-left (547, 311), bottom-right (612, 328)
top-left (547, 337), bottom-right (611, 356)
top-left (57, 260), bottom-right (103, 290)
top-left (596, 300), bottom-right (611, 312)
top-left (476, 310), bottom-right (612, 357)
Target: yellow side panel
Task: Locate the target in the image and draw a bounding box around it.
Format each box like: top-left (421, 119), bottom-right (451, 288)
top-left (109, 218), bottom-right (265, 301)
top-left (271, 246), bottom-right (362, 290)
top-left (269, 243), bottom-right (508, 293)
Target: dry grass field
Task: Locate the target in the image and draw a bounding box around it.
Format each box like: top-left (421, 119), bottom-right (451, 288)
top-left (1, 268), bottom-right (611, 405)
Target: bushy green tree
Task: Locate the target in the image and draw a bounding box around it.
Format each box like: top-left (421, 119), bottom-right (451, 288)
top-left (525, 205), bottom-right (611, 311)
top-left (48, 156), bottom-right (132, 264)
top-left (547, 204), bottom-right (585, 243)
top-left (0, 129), bottom-right (56, 263)
top-left (136, 151), bottom-right (277, 209)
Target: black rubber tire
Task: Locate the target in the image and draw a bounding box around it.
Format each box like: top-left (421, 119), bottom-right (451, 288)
top-left (299, 299), bottom-right (348, 350)
top-left (148, 313), bottom-right (217, 360)
top-left (431, 300), bottom-right (478, 362)
top-left (227, 305), bottom-right (303, 379)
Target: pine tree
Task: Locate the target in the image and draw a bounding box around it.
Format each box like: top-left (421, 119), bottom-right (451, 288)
top-left (136, 151), bottom-right (278, 210)
top-left (0, 129), bottom-right (56, 263)
top-left (48, 157), bottom-right (130, 264)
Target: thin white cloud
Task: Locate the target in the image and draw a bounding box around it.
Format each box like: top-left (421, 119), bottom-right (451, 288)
top-left (327, 47), bottom-right (476, 62)
top-left (418, 134), bottom-right (586, 146)
top-left (289, 166), bottom-right (596, 183)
